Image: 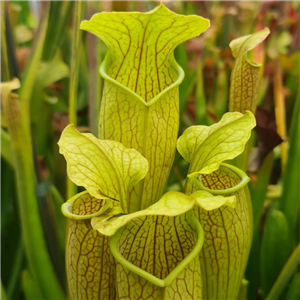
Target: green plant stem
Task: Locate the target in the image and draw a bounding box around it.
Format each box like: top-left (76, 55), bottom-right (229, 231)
top-left (42, 1), bottom-right (74, 61)
top-left (250, 151), bottom-right (274, 228)
top-left (261, 210), bottom-right (290, 296)
top-left (19, 2), bottom-right (50, 148)
top-left (1, 128), bottom-right (14, 168)
top-left (50, 185), bottom-right (66, 252)
top-left (285, 273), bottom-right (300, 300)
top-left (2, 92), bottom-right (65, 300)
top-left (265, 243), bottom-right (300, 300)
top-left (195, 59), bottom-right (207, 125)
top-left (1, 280), bottom-right (8, 300)
top-left (273, 59), bottom-right (288, 171)
top-left (68, 1), bottom-right (82, 126)
top-left (22, 270), bottom-right (43, 300)
top-left (1, 2), bottom-right (10, 81)
top-left (87, 1), bottom-right (102, 136)
top-left (214, 61), bottom-right (228, 119)
top-left (67, 1), bottom-right (82, 199)
top-left (7, 240), bottom-right (24, 300)
top-left (246, 152), bottom-right (274, 299)
top-left (280, 85), bottom-right (300, 245)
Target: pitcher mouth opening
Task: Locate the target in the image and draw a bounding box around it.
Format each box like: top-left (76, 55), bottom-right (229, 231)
top-left (110, 212), bottom-right (204, 287)
top-left (197, 163), bottom-right (250, 195)
top-left (99, 53), bottom-right (185, 107)
top-left (61, 191), bottom-right (111, 220)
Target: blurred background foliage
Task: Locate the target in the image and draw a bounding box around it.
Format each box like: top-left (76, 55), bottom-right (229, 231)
top-left (1, 1), bottom-right (299, 300)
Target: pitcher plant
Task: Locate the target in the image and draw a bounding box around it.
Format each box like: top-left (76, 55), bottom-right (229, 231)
top-left (59, 4), bottom-right (266, 300)
top-left (80, 3), bottom-right (210, 212)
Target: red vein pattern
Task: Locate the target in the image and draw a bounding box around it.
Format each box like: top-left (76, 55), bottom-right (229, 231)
top-left (66, 192), bottom-right (116, 299)
top-left (114, 214), bottom-right (202, 299)
top-left (81, 5), bottom-right (209, 212)
top-left (100, 83), bottom-right (179, 212)
top-left (229, 51), bottom-right (260, 114)
top-left (229, 29), bottom-right (269, 114)
top-left (81, 5), bottom-right (209, 101)
top-left (186, 166), bottom-right (252, 300)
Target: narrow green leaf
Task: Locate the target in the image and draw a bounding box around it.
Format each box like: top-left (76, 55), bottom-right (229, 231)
top-left (260, 209), bottom-right (290, 297)
top-left (246, 232), bottom-right (260, 300)
top-left (296, 209), bottom-right (300, 246)
top-left (250, 151), bottom-right (274, 228)
top-left (49, 185), bottom-right (66, 254)
top-left (175, 43), bottom-right (189, 119)
top-left (68, 0), bottom-right (82, 127)
top-left (265, 244), bottom-right (300, 300)
top-left (58, 124), bottom-right (148, 212)
top-left (7, 240), bottom-right (24, 300)
top-left (229, 28), bottom-right (270, 114)
top-left (22, 271), bottom-right (43, 300)
top-left (214, 61), bottom-right (229, 119)
top-left (42, 1), bottom-right (74, 61)
top-left (195, 59), bottom-right (207, 125)
top-left (31, 51), bottom-right (69, 155)
top-left (86, 1), bottom-right (103, 136)
top-left (1, 128), bottom-right (14, 168)
top-left (246, 151), bottom-right (274, 300)
top-left (33, 52), bottom-right (69, 94)
top-left (81, 3), bottom-right (210, 212)
top-left (1, 79), bottom-right (65, 299)
top-left (177, 111), bottom-right (256, 175)
top-left (67, 0), bottom-right (83, 200)
top-left (19, 2), bottom-right (50, 144)
top-left (285, 273), bottom-right (300, 300)
top-left (1, 2), bottom-right (10, 81)
top-left (1, 280), bottom-right (8, 300)
top-left (280, 87), bottom-right (300, 245)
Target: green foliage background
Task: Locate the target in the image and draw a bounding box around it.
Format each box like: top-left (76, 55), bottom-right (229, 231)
top-left (1, 1), bottom-right (299, 299)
